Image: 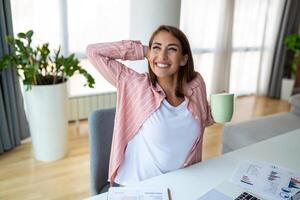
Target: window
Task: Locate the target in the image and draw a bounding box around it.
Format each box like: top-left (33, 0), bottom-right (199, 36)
top-left (180, 0), bottom-right (222, 94)
top-left (180, 0), bottom-right (284, 96)
top-left (10, 0), bottom-right (130, 96)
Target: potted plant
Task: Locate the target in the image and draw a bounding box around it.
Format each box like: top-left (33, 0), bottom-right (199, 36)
top-left (281, 33), bottom-right (300, 100)
top-left (0, 30), bottom-right (95, 161)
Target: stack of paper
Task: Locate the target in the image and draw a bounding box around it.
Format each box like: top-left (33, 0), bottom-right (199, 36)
top-left (107, 186), bottom-right (170, 200)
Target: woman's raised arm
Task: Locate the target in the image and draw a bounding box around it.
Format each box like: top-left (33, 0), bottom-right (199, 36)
top-left (86, 40), bottom-right (144, 87)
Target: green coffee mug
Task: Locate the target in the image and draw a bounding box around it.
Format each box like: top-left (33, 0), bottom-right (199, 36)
top-left (210, 93), bottom-right (234, 123)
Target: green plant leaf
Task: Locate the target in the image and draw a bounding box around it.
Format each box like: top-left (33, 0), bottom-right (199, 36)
top-left (5, 35), bottom-right (14, 44)
top-left (15, 39), bottom-right (26, 52)
top-left (0, 55), bottom-right (12, 70)
top-left (284, 34), bottom-right (300, 52)
top-left (26, 30), bottom-right (34, 39)
top-left (17, 32), bottom-right (26, 39)
top-left (1, 29), bottom-right (95, 89)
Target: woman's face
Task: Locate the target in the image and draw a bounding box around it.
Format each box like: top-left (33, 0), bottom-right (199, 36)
top-left (148, 31), bottom-right (188, 80)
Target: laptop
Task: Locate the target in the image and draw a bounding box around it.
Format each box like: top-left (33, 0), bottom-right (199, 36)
top-left (198, 181), bottom-right (300, 200)
top-left (198, 160), bottom-right (300, 200)
top-left (196, 181), bottom-right (264, 200)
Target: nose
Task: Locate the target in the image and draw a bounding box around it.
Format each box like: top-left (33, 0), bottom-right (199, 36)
top-left (158, 49), bottom-right (168, 61)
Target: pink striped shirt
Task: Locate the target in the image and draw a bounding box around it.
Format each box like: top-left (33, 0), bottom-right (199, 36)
top-left (86, 40), bottom-right (214, 183)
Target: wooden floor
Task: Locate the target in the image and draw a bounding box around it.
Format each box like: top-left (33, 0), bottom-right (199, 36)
top-left (0, 96), bottom-right (291, 200)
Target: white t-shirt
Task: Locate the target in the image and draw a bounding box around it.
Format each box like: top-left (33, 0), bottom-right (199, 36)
top-left (115, 99), bottom-right (200, 185)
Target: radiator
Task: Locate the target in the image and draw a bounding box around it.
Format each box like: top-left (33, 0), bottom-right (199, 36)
top-left (68, 92), bottom-right (116, 121)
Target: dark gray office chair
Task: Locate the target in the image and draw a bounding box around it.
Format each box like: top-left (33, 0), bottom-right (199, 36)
top-left (88, 108), bottom-right (116, 195)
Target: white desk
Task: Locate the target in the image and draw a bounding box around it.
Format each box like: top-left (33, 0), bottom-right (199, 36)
top-left (86, 128), bottom-right (300, 200)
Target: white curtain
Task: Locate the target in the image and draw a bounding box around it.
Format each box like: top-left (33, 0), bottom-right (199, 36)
top-left (180, 0), bottom-right (285, 96)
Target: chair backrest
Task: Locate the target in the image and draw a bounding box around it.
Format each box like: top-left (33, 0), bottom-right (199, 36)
top-left (291, 94), bottom-right (300, 116)
top-left (88, 108), bottom-right (116, 195)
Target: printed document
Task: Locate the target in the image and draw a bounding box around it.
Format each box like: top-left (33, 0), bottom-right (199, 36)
top-left (231, 160), bottom-right (300, 200)
top-left (107, 186), bottom-right (170, 200)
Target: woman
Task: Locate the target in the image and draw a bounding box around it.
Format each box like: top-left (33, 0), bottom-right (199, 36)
top-left (86, 25), bottom-right (214, 186)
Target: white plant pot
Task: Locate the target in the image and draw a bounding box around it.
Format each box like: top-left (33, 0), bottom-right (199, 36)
top-left (24, 81), bottom-right (68, 161)
top-left (281, 78), bottom-right (295, 101)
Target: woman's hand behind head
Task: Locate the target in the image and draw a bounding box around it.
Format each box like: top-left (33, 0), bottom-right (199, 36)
top-left (143, 45), bottom-right (149, 60)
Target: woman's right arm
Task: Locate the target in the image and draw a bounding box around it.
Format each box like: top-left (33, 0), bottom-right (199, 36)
top-left (86, 40), bottom-right (145, 87)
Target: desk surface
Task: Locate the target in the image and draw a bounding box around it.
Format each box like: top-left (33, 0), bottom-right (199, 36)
top-left (86, 128), bottom-right (300, 200)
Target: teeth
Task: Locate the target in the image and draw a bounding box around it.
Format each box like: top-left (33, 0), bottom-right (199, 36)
top-left (156, 63), bottom-right (170, 68)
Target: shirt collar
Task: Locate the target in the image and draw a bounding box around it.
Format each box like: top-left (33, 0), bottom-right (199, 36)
top-left (150, 72), bottom-right (202, 97)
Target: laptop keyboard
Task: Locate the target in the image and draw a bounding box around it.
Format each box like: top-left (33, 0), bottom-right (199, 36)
top-left (235, 192), bottom-right (261, 200)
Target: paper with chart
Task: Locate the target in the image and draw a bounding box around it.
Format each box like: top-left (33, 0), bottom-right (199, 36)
top-left (231, 160), bottom-right (300, 200)
top-left (107, 186), bottom-right (170, 200)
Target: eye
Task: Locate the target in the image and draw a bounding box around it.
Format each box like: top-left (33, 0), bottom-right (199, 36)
top-left (152, 46), bottom-right (160, 50)
top-left (168, 47), bottom-right (178, 52)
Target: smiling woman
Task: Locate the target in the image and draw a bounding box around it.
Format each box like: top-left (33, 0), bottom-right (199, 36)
top-left (86, 25), bottom-right (214, 188)
top-left (147, 26), bottom-right (195, 104)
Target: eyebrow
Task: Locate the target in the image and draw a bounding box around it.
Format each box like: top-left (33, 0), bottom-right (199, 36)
top-left (152, 42), bottom-right (180, 48)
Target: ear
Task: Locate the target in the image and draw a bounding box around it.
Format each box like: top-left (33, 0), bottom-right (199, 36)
top-left (180, 54), bottom-right (188, 66)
